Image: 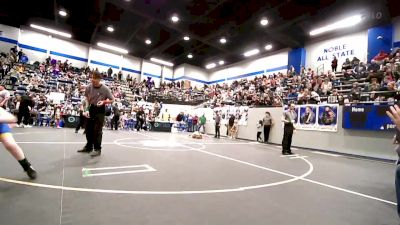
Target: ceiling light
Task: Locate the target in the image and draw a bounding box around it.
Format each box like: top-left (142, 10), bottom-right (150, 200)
top-left (187, 54), bottom-right (193, 59)
top-left (220, 38), bottom-right (227, 44)
top-left (150, 58), bottom-right (174, 67)
top-left (97, 42), bottom-right (128, 54)
top-left (260, 18), bottom-right (269, 26)
top-left (145, 39), bottom-right (152, 45)
top-left (265, 44), bottom-right (272, 50)
top-left (219, 60), bottom-right (224, 65)
top-left (59, 10), bottom-right (67, 17)
top-left (310, 14), bottom-right (363, 36)
top-left (243, 49), bottom-right (260, 57)
top-left (171, 16), bottom-right (179, 23)
top-left (183, 36), bottom-right (190, 41)
top-left (206, 63), bottom-right (216, 69)
top-left (30, 24), bottom-right (71, 38)
top-left (107, 26), bottom-right (114, 32)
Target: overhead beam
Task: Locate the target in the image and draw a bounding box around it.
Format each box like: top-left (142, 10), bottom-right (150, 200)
top-left (90, 0), bottom-right (106, 44)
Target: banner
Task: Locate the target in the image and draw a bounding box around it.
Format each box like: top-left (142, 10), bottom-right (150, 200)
top-left (317, 104), bottom-right (338, 132)
top-left (213, 106), bottom-right (249, 125)
top-left (342, 104), bottom-right (395, 131)
top-left (298, 105), bottom-right (318, 130)
top-left (284, 104), bottom-right (338, 132)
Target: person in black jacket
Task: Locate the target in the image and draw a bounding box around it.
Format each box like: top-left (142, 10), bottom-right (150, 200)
top-left (136, 107), bottom-right (145, 131)
top-left (17, 93), bottom-right (33, 127)
top-left (111, 103), bottom-right (120, 130)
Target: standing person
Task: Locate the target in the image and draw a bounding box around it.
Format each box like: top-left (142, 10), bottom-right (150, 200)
top-left (17, 93), bottom-right (33, 128)
top-left (77, 72), bottom-right (114, 157)
top-left (228, 115), bottom-right (235, 136)
top-left (331, 56), bottom-right (338, 72)
top-left (192, 114), bottom-right (199, 132)
top-left (263, 111), bottom-right (273, 143)
top-left (386, 105), bottom-right (400, 218)
top-left (214, 112), bottom-right (221, 138)
top-left (107, 67), bottom-right (113, 78)
top-left (256, 120), bottom-right (263, 142)
top-left (198, 114), bottom-right (206, 133)
top-left (0, 107), bottom-right (36, 179)
top-left (111, 103), bottom-right (120, 130)
top-left (281, 103), bottom-right (297, 155)
top-left (75, 99), bottom-right (87, 134)
top-left (136, 107), bottom-right (145, 131)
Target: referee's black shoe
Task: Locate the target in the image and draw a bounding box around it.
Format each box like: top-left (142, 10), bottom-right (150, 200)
top-left (77, 148), bottom-right (92, 153)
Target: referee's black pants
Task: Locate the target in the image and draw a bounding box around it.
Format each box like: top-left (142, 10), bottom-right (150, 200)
top-left (75, 113), bottom-right (86, 132)
top-left (85, 105), bottom-right (105, 151)
top-left (282, 124), bottom-right (294, 154)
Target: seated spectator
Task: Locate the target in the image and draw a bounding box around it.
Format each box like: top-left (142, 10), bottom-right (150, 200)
top-left (351, 82), bottom-right (362, 103)
top-left (321, 78), bottom-right (332, 96)
top-left (342, 58), bottom-right (352, 71)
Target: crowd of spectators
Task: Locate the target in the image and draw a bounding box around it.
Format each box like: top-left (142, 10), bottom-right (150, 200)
top-left (0, 45), bottom-right (399, 129)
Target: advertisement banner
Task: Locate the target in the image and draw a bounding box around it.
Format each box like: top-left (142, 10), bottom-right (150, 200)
top-left (342, 104), bottom-right (395, 131)
top-left (213, 106), bottom-right (249, 125)
top-left (317, 104), bottom-right (338, 132)
top-left (284, 104), bottom-right (338, 132)
top-left (298, 105), bottom-right (318, 130)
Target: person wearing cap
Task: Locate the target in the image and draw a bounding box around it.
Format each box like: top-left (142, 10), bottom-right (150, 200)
top-left (77, 72), bottom-right (114, 157)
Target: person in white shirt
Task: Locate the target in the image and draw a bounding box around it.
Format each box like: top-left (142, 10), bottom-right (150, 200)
top-left (0, 85), bottom-right (10, 109)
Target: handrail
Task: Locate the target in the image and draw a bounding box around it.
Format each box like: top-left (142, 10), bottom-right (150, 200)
top-left (316, 64), bottom-right (325, 75)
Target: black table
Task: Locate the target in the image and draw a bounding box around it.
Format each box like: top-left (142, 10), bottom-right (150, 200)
top-left (149, 121), bottom-right (173, 132)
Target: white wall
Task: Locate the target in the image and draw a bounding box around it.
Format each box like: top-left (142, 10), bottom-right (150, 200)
top-left (49, 37), bottom-right (89, 68)
top-left (209, 51), bottom-right (288, 84)
top-left (305, 31), bottom-right (368, 73)
top-left (121, 55), bottom-right (141, 80)
top-left (18, 29), bottom-right (49, 63)
top-left (173, 65), bottom-right (185, 80)
top-left (88, 47), bottom-right (121, 73)
top-left (163, 67), bottom-right (173, 83)
top-left (393, 16), bottom-right (400, 43)
top-left (0, 24), bottom-right (19, 53)
top-left (142, 61), bottom-right (162, 88)
top-left (181, 64), bottom-right (208, 88)
top-left (203, 106), bottom-right (396, 160)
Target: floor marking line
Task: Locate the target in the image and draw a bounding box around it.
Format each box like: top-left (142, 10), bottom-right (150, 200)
top-left (301, 178), bottom-right (396, 206)
top-left (82, 164), bottom-right (152, 171)
top-left (289, 156), bottom-right (308, 159)
top-left (136, 132), bottom-right (397, 205)
top-left (0, 130), bottom-right (395, 206)
top-left (83, 168), bottom-right (156, 177)
top-left (311, 151), bottom-right (341, 157)
top-left (59, 129), bottom-right (66, 225)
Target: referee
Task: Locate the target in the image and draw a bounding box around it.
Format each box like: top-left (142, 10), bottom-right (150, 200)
top-left (281, 103), bottom-right (297, 155)
top-left (78, 72), bottom-right (114, 157)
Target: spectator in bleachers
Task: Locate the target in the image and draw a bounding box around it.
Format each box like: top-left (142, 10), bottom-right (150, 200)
top-left (321, 78), bottom-right (332, 96)
top-left (331, 56), bottom-right (338, 72)
top-left (342, 58), bottom-right (352, 71)
top-left (0, 85), bottom-right (10, 109)
top-left (107, 67), bottom-right (113, 78)
top-left (368, 60), bottom-right (380, 72)
top-left (353, 61), bottom-right (368, 79)
top-left (350, 82), bottom-right (362, 103)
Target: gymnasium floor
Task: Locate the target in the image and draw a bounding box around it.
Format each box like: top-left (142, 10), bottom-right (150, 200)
top-left (0, 128), bottom-right (397, 225)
